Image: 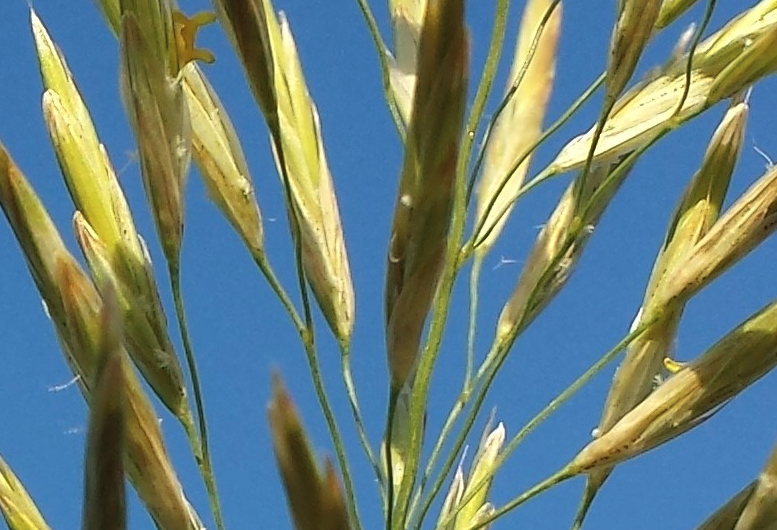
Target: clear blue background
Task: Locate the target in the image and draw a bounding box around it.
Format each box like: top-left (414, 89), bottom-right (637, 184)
top-left (2, 1), bottom-right (777, 529)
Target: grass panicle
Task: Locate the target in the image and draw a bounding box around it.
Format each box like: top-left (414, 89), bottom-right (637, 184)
top-left (4, 2), bottom-right (777, 530)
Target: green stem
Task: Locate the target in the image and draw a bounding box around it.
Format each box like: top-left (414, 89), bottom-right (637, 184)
top-left (465, 468), bottom-right (574, 530)
top-left (385, 386), bottom-right (401, 530)
top-left (251, 250), bottom-right (306, 338)
top-left (169, 264), bottom-right (225, 530)
top-left (465, 256), bottom-right (482, 387)
top-left (339, 341), bottom-right (383, 486)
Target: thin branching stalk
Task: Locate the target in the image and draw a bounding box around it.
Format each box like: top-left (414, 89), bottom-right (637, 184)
top-left (339, 341), bottom-right (384, 490)
top-left (252, 253), bottom-right (306, 338)
top-left (169, 266), bottom-right (226, 530)
top-left (465, 72), bottom-right (605, 252)
top-left (434, 318), bottom-right (659, 530)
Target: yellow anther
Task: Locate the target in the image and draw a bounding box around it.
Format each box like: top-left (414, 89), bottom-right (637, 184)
top-left (173, 10), bottom-right (216, 66)
top-left (663, 357), bottom-right (686, 374)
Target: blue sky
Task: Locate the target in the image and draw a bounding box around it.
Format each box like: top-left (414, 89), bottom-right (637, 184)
top-left (2, 1), bottom-right (777, 529)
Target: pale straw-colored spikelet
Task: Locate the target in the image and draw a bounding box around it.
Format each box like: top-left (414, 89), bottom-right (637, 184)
top-left (453, 423), bottom-right (505, 530)
top-left (568, 298), bottom-right (777, 474)
top-left (119, 0), bottom-right (190, 267)
top-left (388, 0), bottom-right (429, 124)
top-left (551, 0), bottom-right (777, 173)
top-left (183, 65), bottom-right (265, 257)
top-left (580, 97), bottom-right (747, 504)
top-left (435, 422), bottom-right (504, 530)
top-left (33, 11), bottom-right (191, 420)
top-left (0, 455), bottom-right (52, 530)
top-left (496, 158), bottom-right (634, 343)
top-left (72, 213), bottom-right (189, 414)
top-left (474, 0), bottom-right (561, 254)
top-left (656, 162), bottom-right (777, 309)
top-left (385, 0), bottom-right (468, 388)
top-left (0, 145), bottom-right (203, 530)
top-left (260, 2), bottom-right (355, 343)
top-left (605, 0), bottom-right (661, 107)
top-left (268, 374), bottom-right (351, 530)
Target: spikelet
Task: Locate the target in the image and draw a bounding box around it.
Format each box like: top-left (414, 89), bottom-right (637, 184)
top-left (605, 0), bottom-right (661, 107)
top-left (551, 0), bottom-right (777, 173)
top-left (496, 158), bottom-right (635, 343)
top-left (568, 298), bottom-right (777, 474)
top-left (474, 0), bottom-right (561, 253)
top-left (183, 65), bottom-right (265, 257)
top-left (33, 9), bottom-right (190, 421)
top-left (257, 1), bottom-right (355, 343)
top-left (453, 424), bottom-right (505, 530)
top-left (385, 0), bottom-right (469, 388)
top-left (578, 97), bottom-right (747, 512)
top-left (268, 374), bottom-right (350, 530)
top-left (209, 0), bottom-right (277, 122)
top-left (0, 144), bottom-right (203, 529)
top-left (119, 0), bottom-right (190, 268)
top-left (655, 162), bottom-right (777, 309)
